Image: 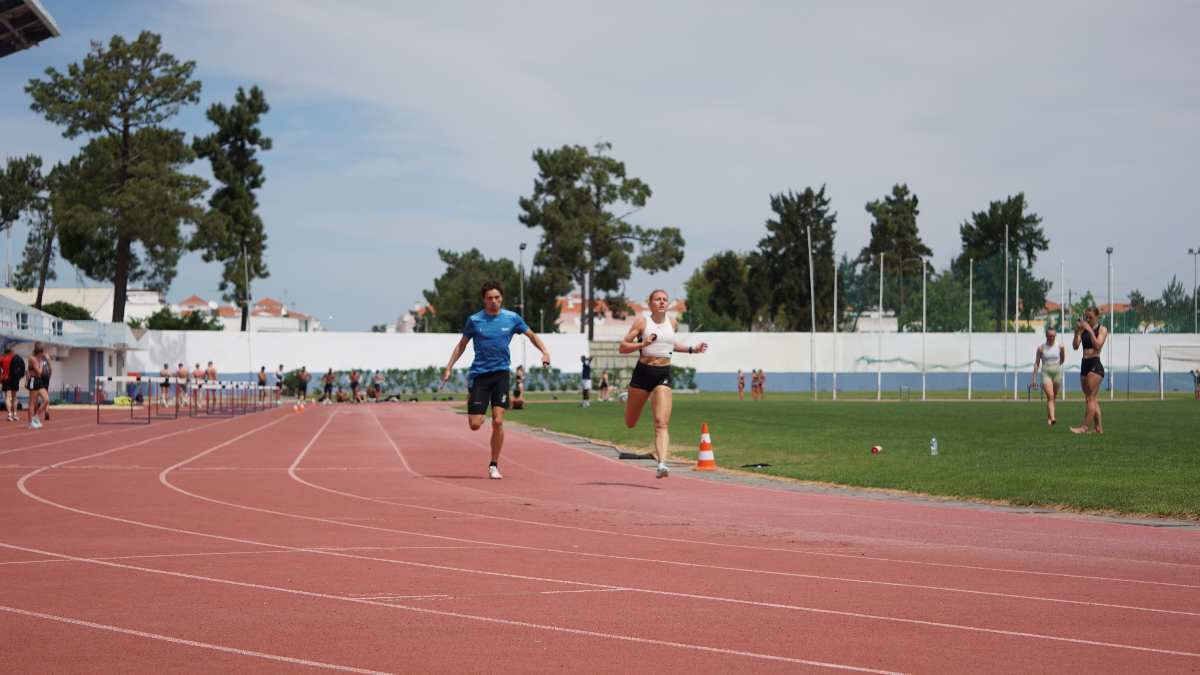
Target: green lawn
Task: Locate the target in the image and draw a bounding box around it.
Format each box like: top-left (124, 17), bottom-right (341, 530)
top-left (501, 394), bottom-right (1200, 519)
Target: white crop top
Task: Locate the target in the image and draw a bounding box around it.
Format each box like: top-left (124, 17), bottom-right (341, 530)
top-left (1040, 343), bottom-right (1062, 366)
top-left (640, 316), bottom-right (675, 358)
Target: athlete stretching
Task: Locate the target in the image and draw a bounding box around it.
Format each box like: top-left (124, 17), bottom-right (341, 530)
top-left (619, 289), bottom-right (708, 479)
top-left (441, 279), bottom-right (551, 479)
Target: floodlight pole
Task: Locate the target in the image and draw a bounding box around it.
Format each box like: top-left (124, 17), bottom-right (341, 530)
top-left (520, 242), bottom-right (526, 369)
top-left (1060, 260), bottom-right (1066, 401)
top-left (832, 261), bottom-right (838, 400)
top-left (1003, 224), bottom-right (1008, 400)
top-left (968, 258), bottom-right (973, 400)
top-left (1014, 249), bottom-right (1020, 401)
top-left (922, 260), bottom-right (927, 400)
top-left (878, 253), bottom-right (883, 401)
top-left (807, 226), bottom-right (816, 400)
top-left (1108, 246), bottom-right (1114, 400)
top-left (1190, 248), bottom-right (1198, 333)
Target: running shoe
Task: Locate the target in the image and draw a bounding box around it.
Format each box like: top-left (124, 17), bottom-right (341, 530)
top-left (28, 420), bottom-right (38, 430)
top-left (656, 464), bottom-right (669, 479)
top-left (488, 465), bottom-right (503, 479)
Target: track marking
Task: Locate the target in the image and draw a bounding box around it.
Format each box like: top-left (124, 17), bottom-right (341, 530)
top-left (5, 540), bottom-right (1199, 665)
top-left (145, 415), bottom-right (1200, 654)
top-left (0, 604), bottom-right (399, 675)
top-left (15, 408), bottom-right (1199, 663)
top-left (355, 588), bottom-right (626, 601)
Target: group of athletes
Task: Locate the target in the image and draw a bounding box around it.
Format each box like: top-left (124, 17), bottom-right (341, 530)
top-left (156, 362), bottom-right (288, 409)
top-left (0, 342), bottom-right (52, 429)
top-left (1030, 305), bottom-right (1111, 434)
top-left (736, 369), bottom-right (767, 401)
top-left (442, 280), bottom-right (705, 480)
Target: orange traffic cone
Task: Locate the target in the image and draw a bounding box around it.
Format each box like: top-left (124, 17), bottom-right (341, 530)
top-left (694, 423), bottom-right (716, 471)
top-left (292, 403), bottom-right (299, 414)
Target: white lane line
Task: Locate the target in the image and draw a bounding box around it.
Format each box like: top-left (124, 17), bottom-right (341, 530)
top-left (0, 604), bottom-right (399, 675)
top-left (21, 412), bottom-right (1200, 661)
top-left (149, 417), bottom-right (1200, 655)
top-left (285, 408), bottom-right (1200, 600)
top-left (0, 543), bottom-right (912, 675)
top-left (356, 588), bottom-right (626, 601)
top-left (0, 418), bottom-right (177, 457)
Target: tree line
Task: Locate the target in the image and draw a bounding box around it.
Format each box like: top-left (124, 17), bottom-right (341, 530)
top-left (0, 31), bottom-right (271, 328)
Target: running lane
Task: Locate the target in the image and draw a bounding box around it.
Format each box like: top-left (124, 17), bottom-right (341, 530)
top-left (1, 404), bottom-right (1197, 674)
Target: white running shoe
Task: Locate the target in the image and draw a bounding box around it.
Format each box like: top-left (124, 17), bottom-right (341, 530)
top-left (28, 420), bottom-right (38, 430)
top-left (35, 418), bottom-right (43, 429)
top-left (656, 463), bottom-right (669, 479)
top-left (488, 465), bottom-right (503, 479)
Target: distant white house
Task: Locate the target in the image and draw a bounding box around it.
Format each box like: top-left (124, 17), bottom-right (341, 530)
top-left (177, 295), bottom-right (318, 332)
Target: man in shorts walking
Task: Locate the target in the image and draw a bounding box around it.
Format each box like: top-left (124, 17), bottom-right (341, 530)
top-left (580, 355), bottom-right (592, 408)
top-left (274, 365), bottom-right (285, 405)
top-left (2, 346), bottom-right (20, 421)
top-left (441, 279), bottom-right (551, 479)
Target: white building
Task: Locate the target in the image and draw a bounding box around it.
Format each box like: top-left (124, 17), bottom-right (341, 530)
top-left (0, 287), bottom-right (166, 323)
top-left (177, 295), bottom-right (319, 332)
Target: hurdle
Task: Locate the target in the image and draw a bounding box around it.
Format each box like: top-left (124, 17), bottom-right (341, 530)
top-left (95, 375), bottom-right (152, 425)
top-left (151, 376), bottom-right (184, 420)
top-left (187, 380), bottom-right (272, 418)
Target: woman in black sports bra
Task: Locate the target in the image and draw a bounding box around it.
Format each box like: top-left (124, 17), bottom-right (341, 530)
top-left (1071, 306), bottom-right (1107, 434)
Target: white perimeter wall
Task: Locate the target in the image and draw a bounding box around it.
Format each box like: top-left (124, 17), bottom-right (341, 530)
top-left (666, 331), bottom-right (1197, 374)
top-left (126, 331), bottom-right (590, 377)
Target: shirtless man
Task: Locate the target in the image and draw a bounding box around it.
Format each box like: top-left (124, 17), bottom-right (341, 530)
top-left (349, 369), bottom-right (361, 404)
top-left (322, 368), bottom-right (335, 405)
top-left (192, 363), bottom-right (204, 408)
top-left (257, 366), bottom-right (269, 404)
top-left (159, 363), bottom-right (171, 408)
top-left (175, 363), bottom-right (188, 406)
top-left (204, 361), bottom-right (218, 410)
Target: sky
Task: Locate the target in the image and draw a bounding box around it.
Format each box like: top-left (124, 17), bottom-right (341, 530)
top-left (2, 0), bottom-right (1198, 331)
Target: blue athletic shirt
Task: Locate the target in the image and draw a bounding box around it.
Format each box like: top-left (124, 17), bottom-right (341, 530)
top-left (462, 309), bottom-right (529, 378)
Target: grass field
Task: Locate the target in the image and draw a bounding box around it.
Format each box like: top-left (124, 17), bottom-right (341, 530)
top-left (499, 392), bottom-right (1200, 520)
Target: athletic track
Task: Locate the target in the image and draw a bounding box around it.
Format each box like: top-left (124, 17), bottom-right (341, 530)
top-left (2, 402), bottom-right (1197, 674)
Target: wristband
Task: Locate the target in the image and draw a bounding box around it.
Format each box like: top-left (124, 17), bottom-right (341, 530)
top-left (688, 346), bottom-right (692, 354)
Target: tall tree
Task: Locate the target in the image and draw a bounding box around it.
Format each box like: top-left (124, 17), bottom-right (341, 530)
top-left (754, 186), bottom-right (839, 331)
top-left (0, 155), bottom-right (45, 287)
top-left (191, 85), bottom-right (272, 331)
top-left (13, 189), bottom-right (57, 307)
top-left (857, 184), bottom-right (931, 320)
top-left (519, 142), bottom-right (684, 340)
top-left (26, 31), bottom-right (205, 322)
top-left (952, 193), bottom-right (1050, 331)
top-left (421, 249), bottom-right (520, 333)
top-left (683, 252), bottom-right (752, 332)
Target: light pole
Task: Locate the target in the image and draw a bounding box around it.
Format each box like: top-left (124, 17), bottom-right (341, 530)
top-left (1107, 246), bottom-right (1113, 400)
top-left (520, 242), bottom-right (527, 369)
top-left (878, 252), bottom-right (883, 401)
top-left (1190, 248), bottom-right (1198, 333)
top-left (806, 227), bottom-right (816, 400)
top-left (832, 260), bottom-right (838, 400)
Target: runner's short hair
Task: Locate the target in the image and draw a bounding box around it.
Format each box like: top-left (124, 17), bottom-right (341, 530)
top-left (481, 279), bottom-right (504, 298)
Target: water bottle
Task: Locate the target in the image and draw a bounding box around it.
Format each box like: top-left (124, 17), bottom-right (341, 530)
top-left (930, 438), bottom-right (938, 456)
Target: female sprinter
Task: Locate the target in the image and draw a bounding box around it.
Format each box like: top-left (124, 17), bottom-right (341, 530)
top-left (1070, 306), bottom-right (1107, 434)
top-left (1031, 327), bottom-right (1065, 425)
top-left (620, 290), bottom-right (708, 478)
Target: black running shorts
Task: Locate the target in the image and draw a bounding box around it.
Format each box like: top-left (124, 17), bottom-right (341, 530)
top-left (628, 361), bottom-right (672, 392)
top-left (468, 370), bottom-right (510, 415)
top-left (1081, 357), bottom-right (1105, 379)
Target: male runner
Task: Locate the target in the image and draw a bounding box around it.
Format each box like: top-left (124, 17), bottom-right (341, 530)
top-left (1, 346), bottom-right (17, 421)
top-left (192, 363), bottom-right (204, 407)
top-left (274, 365), bottom-right (285, 405)
top-left (175, 363), bottom-right (188, 406)
top-left (258, 366), bottom-right (269, 404)
top-left (297, 367), bottom-right (311, 403)
top-left (349, 369), bottom-right (361, 403)
top-left (204, 361), bottom-right (218, 409)
top-left (322, 368), bottom-right (335, 405)
top-left (373, 370), bottom-right (384, 400)
top-left (441, 279), bottom-right (551, 479)
top-left (580, 355), bottom-right (592, 408)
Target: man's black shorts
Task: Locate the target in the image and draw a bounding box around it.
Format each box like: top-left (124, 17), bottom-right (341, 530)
top-left (468, 370), bottom-right (510, 415)
top-left (2, 379), bottom-right (17, 392)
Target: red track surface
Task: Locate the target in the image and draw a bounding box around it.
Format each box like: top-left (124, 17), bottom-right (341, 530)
top-left (2, 403), bottom-right (1197, 674)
